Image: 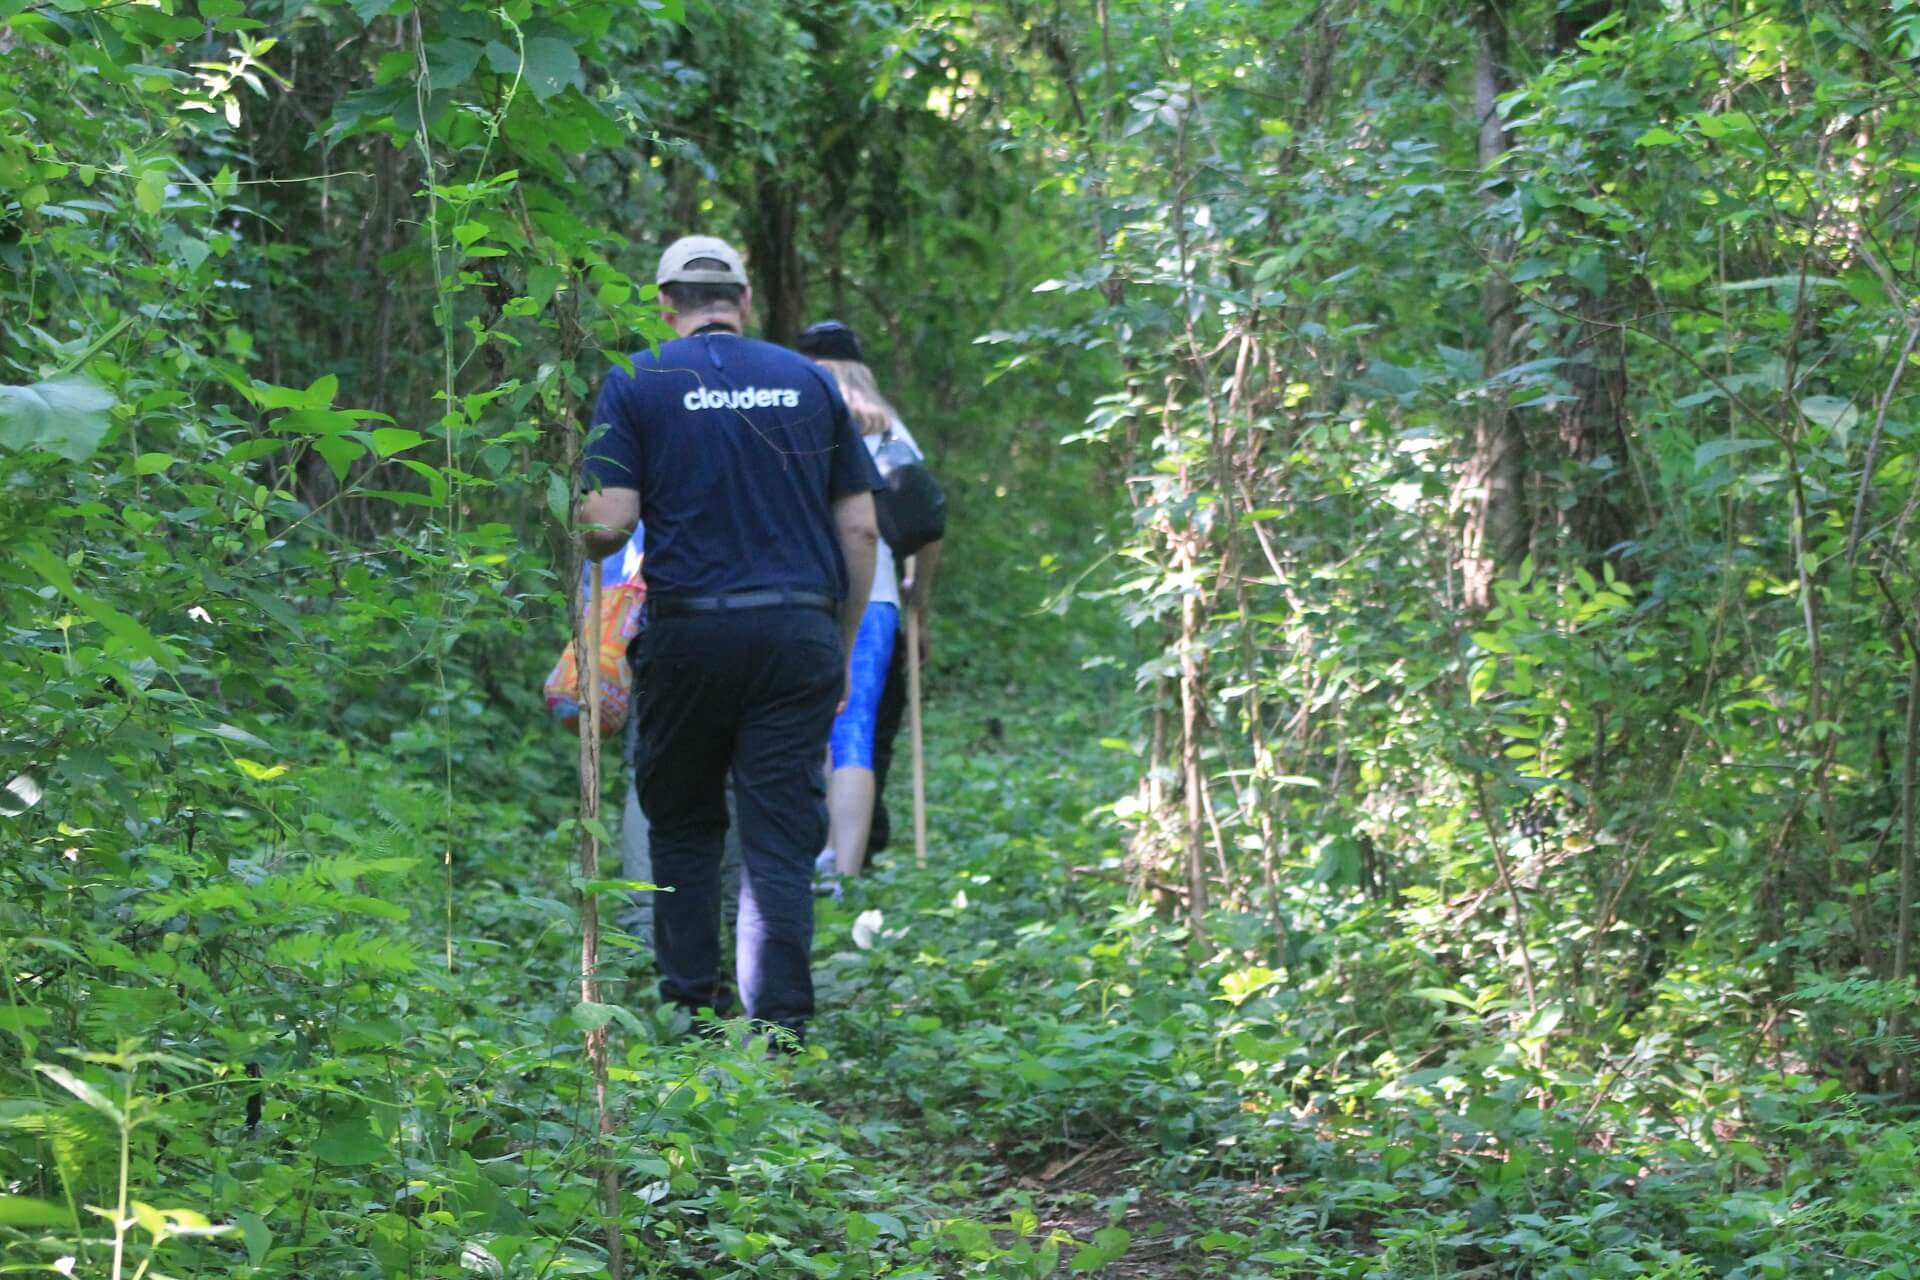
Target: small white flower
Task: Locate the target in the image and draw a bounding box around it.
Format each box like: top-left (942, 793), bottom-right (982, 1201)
top-left (55, 1259), bottom-right (76, 1277)
top-left (852, 909), bottom-right (885, 951)
top-left (187, 606), bottom-right (213, 623)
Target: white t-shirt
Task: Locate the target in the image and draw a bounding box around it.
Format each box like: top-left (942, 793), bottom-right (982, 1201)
top-left (864, 419), bottom-right (921, 609)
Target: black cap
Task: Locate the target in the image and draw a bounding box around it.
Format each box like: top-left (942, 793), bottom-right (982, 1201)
top-left (795, 320), bottom-right (865, 363)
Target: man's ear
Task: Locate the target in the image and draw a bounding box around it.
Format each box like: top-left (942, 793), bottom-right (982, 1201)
top-left (738, 285), bottom-right (754, 331)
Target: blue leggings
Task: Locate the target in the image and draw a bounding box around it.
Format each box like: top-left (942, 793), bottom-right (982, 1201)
top-left (829, 602), bottom-right (898, 770)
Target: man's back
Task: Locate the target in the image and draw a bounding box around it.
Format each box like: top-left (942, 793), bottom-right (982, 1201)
top-left (584, 333), bottom-right (867, 599)
top-left (573, 233), bottom-right (881, 1047)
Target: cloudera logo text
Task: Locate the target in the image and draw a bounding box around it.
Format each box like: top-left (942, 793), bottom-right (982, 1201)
top-left (683, 386), bottom-right (802, 412)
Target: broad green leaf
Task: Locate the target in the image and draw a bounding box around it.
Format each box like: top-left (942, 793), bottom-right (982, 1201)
top-left (1693, 437), bottom-right (1773, 471)
top-left (0, 375), bottom-right (115, 461)
top-left (1799, 395), bottom-right (1859, 446)
top-left (37, 1063), bottom-right (124, 1123)
top-left (1468, 659), bottom-right (1496, 705)
top-left (315, 435), bottom-right (365, 481)
top-left (1219, 965), bottom-right (1280, 1003)
top-left (249, 376), bottom-right (338, 411)
top-left (424, 38), bottom-right (482, 87)
top-left (527, 264), bottom-right (564, 306)
top-left (133, 1199), bottom-right (167, 1236)
top-left (1070, 1226), bottom-right (1130, 1272)
top-left (484, 39), bottom-right (519, 74)
top-left (182, 718), bottom-right (272, 750)
top-left (399, 459), bottom-right (448, 504)
top-left (363, 488), bottom-right (439, 506)
top-left (569, 1000), bottom-right (647, 1037)
top-left (370, 427), bottom-right (425, 456)
top-left (133, 451), bottom-right (175, 475)
top-left (231, 758), bottom-right (290, 781)
top-left (0, 1196), bottom-right (76, 1227)
top-left (1411, 987), bottom-right (1477, 1008)
top-left (571, 1000), bottom-right (619, 1031)
top-left (18, 544), bottom-right (177, 670)
top-left (236, 1211), bottom-right (272, 1266)
top-left (1524, 1003), bottom-right (1566, 1038)
top-left (225, 438), bottom-right (284, 464)
top-left (169, 233), bottom-right (211, 272)
top-left (0, 1006), bottom-right (50, 1043)
top-left (274, 408), bottom-right (361, 437)
top-left (136, 167), bottom-right (168, 215)
top-left (522, 37), bottom-right (580, 101)
top-left (864, 1210), bottom-right (906, 1239)
top-left (313, 1115), bottom-right (386, 1167)
top-left (1693, 110), bottom-right (1759, 140)
top-left (572, 878), bottom-right (662, 896)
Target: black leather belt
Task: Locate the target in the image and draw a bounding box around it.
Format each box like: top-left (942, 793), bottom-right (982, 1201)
top-left (652, 589), bottom-right (838, 617)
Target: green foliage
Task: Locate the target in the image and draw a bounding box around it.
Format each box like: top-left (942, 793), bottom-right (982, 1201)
top-left (10, 0), bottom-right (1920, 1275)
top-left (1, 0), bottom-right (1105, 1273)
top-left (985, 0), bottom-right (1920, 1123)
top-left (810, 692), bottom-right (1920, 1278)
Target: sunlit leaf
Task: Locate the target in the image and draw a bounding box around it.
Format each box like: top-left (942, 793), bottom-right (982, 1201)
top-left (0, 1196), bottom-right (76, 1228)
top-left (231, 758), bottom-right (290, 781)
top-left (0, 375), bottom-right (115, 461)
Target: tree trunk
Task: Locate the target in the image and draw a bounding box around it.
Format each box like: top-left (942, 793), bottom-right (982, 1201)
top-left (1555, 291), bottom-right (1634, 557)
top-left (1178, 555), bottom-right (1211, 951)
top-left (1552, 0), bottom-right (1635, 561)
top-left (744, 177), bottom-right (805, 346)
top-left (1457, 0), bottom-right (1527, 609)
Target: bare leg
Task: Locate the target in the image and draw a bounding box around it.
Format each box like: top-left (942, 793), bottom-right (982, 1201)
top-left (827, 765), bottom-right (877, 877)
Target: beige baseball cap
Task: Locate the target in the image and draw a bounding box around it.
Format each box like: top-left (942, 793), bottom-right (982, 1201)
top-left (656, 235), bottom-right (748, 286)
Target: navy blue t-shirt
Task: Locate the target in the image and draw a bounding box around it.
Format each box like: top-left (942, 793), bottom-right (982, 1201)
top-left (582, 332), bottom-right (883, 599)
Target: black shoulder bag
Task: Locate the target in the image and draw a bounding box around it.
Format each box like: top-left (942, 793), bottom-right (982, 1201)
top-left (871, 430), bottom-right (946, 559)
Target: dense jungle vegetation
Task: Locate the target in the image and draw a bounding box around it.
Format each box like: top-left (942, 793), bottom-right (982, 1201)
top-left (7, 0), bottom-right (1920, 1275)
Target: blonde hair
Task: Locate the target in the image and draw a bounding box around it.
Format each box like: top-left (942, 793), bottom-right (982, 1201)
top-left (816, 357), bottom-right (898, 437)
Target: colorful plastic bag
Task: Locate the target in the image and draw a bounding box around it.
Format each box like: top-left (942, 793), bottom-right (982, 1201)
top-left (545, 575), bottom-right (646, 738)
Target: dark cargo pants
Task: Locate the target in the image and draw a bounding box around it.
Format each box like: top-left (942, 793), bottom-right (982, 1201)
top-left (632, 605), bottom-right (841, 1036)
top-left (617, 710), bottom-right (741, 946)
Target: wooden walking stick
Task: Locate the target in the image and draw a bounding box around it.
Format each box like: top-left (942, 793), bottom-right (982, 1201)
top-left (575, 566), bottom-right (624, 1280)
top-left (558, 285), bottom-right (621, 1275)
top-left (906, 559), bottom-right (928, 869)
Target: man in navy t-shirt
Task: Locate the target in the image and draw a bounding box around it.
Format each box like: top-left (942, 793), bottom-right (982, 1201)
top-left (578, 234), bottom-right (882, 1044)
